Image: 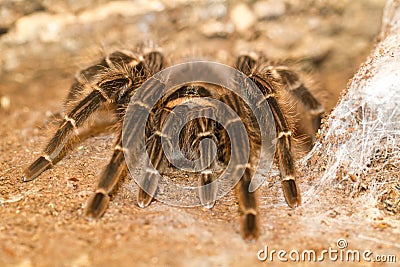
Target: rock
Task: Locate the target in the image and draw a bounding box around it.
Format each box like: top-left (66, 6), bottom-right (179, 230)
top-left (196, 2), bottom-right (227, 20)
top-left (41, 0), bottom-right (98, 13)
top-left (6, 12), bottom-right (75, 44)
top-left (77, 1), bottom-right (164, 23)
top-left (0, 95), bottom-right (11, 110)
top-left (200, 21), bottom-right (234, 38)
top-left (1, 49), bottom-right (21, 71)
top-left (230, 3), bottom-right (256, 32)
top-left (264, 22), bottom-right (303, 49)
top-left (253, 0), bottom-right (286, 20)
top-left (0, 0), bottom-right (44, 29)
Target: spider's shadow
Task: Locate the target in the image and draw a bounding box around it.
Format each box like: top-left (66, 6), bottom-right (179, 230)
top-left (50, 119), bottom-right (116, 166)
top-left (50, 118), bottom-right (132, 200)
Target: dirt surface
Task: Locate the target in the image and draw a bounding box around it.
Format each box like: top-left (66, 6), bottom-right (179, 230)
top-left (1, 0), bottom-right (399, 266)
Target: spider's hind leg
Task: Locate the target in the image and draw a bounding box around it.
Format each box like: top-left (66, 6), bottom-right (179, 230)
top-left (237, 53), bottom-right (325, 137)
top-left (22, 88), bottom-right (112, 182)
top-left (23, 49), bottom-right (148, 182)
top-left (270, 66), bottom-right (325, 133)
top-left (235, 52), bottom-right (258, 76)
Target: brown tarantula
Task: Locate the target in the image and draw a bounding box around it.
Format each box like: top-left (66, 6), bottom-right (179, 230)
top-left (22, 48), bottom-right (324, 239)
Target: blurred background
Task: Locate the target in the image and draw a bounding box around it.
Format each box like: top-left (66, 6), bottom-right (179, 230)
top-left (0, 0), bottom-right (385, 112)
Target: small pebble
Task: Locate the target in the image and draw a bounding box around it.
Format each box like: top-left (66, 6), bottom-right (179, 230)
top-left (230, 3), bottom-right (256, 32)
top-left (0, 95), bottom-right (10, 110)
top-left (253, 0), bottom-right (286, 20)
top-left (321, 219), bottom-right (331, 226)
top-left (200, 21), bottom-right (234, 38)
top-left (265, 23), bottom-right (302, 48)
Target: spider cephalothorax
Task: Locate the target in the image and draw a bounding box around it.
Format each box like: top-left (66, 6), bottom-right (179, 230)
top-left (23, 47), bottom-right (324, 239)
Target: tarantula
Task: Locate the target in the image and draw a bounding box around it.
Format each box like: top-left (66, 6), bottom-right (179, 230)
top-left (22, 48), bottom-right (324, 239)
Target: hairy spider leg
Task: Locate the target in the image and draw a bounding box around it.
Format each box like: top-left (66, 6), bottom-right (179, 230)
top-left (85, 51), bottom-right (164, 218)
top-left (22, 74), bottom-right (133, 182)
top-left (250, 72), bottom-right (301, 208)
top-left (220, 92), bottom-right (260, 239)
top-left (136, 107), bottom-right (170, 208)
top-left (270, 66), bottom-right (325, 132)
top-left (191, 107), bottom-right (218, 209)
top-left (237, 54), bottom-right (325, 133)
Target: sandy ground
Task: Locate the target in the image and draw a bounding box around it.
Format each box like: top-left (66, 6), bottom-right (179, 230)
top-left (0, 1), bottom-right (399, 266)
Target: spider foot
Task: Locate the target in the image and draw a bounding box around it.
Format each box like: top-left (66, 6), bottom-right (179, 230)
top-left (136, 172), bottom-right (158, 208)
top-left (199, 181), bottom-right (217, 209)
top-left (137, 188), bottom-right (155, 208)
top-left (85, 191), bottom-right (110, 219)
top-left (282, 179), bottom-right (301, 208)
top-left (241, 211), bottom-right (259, 240)
top-left (22, 156), bottom-right (52, 182)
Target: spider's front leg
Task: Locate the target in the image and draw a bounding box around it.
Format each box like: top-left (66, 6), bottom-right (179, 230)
top-left (220, 92), bottom-right (260, 239)
top-left (22, 49), bottom-right (156, 182)
top-left (86, 89), bottom-right (162, 216)
top-left (85, 130), bottom-right (126, 218)
top-left (136, 112), bottom-right (167, 208)
top-left (22, 74), bottom-right (132, 182)
top-left (85, 51), bottom-right (165, 218)
top-left (136, 107), bottom-right (219, 208)
top-left (190, 107), bottom-right (218, 208)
